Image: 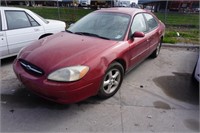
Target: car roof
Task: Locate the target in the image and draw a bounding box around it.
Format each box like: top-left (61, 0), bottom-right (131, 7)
top-left (0, 6), bottom-right (29, 11)
top-left (96, 7), bottom-right (146, 16)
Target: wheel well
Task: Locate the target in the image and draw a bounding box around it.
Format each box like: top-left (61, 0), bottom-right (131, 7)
top-left (114, 59), bottom-right (126, 73)
top-left (39, 33), bottom-right (53, 39)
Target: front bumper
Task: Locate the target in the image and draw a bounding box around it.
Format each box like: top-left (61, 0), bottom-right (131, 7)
top-left (13, 59), bottom-right (102, 104)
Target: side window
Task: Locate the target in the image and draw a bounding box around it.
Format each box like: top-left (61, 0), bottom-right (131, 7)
top-left (130, 14), bottom-right (147, 34)
top-left (5, 11), bottom-right (31, 30)
top-left (144, 13), bottom-right (158, 31)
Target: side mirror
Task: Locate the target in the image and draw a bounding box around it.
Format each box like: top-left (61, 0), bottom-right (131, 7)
top-left (129, 31), bottom-right (145, 42)
top-left (131, 31), bottom-right (145, 38)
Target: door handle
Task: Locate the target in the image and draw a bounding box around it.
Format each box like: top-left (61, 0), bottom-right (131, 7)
top-left (0, 33), bottom-right (4, 37)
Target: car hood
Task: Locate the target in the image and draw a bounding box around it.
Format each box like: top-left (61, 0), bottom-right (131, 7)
top-left (20, 32), bottom-right (118, 73)
top-left (45, 19), bottom-right (66, 30)
top-left (46, 19), bottom-right (65, 25)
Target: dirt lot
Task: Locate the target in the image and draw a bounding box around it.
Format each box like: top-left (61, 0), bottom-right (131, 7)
top-left (0, 47), bottom-right (199, 132)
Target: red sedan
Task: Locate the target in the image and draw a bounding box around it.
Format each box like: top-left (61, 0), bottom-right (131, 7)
top-left (13, 8), bottom-right (165, 104)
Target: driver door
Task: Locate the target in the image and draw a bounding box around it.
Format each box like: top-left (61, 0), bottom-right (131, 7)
top-left (128, 13), bottom-right (149, 68)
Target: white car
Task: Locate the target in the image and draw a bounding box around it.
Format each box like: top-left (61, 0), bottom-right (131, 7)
top-left (0, 7), bottom-right (66, 59)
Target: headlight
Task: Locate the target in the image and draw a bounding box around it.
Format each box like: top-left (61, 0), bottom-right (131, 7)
top-left (47, 66), bottom-right (89, 82)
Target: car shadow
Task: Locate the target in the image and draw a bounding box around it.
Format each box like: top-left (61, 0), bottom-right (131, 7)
top-left (153, 72), bottom-right (199, 105)
top-left (1, 56), bottom-right (16, 66)
top-left (1, 87), bottom-right (104, 110)
top-left (1, 88), bottom-right (70, 110)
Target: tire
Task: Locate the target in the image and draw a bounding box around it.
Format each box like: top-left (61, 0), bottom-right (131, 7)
top-left (150, 38), bottom-right (162, 58)
top-left (98, 62), bottom-right (124, 99)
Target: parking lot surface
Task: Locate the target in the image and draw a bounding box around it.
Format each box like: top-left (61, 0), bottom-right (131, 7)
top-left (0, 47), bottom-right (199, 132)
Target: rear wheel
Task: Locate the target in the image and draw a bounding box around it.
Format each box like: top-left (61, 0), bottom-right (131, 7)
top-left (151, 38), bottom-right (162, 58)
top-left (98, 62), bottom-right (124, 99)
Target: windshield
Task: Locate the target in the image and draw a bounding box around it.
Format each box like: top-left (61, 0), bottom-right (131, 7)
top-left (68, 12), bottom-right (131, 41)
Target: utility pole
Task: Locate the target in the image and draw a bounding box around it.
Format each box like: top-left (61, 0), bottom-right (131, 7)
top-left (164, 0), bottom-right (169, 24)
top-left (57, 0), bottom-right (60, 20)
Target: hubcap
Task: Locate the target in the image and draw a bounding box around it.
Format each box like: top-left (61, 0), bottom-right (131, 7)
top-left (103, 68), bottom-right (121, 94)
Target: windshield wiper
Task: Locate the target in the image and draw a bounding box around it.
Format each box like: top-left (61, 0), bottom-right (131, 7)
top-left (74, 32), bottom-right (110, 40)
top-left (66, 30), bottom-right (73, 33)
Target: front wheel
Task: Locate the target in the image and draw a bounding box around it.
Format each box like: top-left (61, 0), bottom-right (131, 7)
top-left (150, 38), bottom-right (162, 58)
top-left (98, 62), bottom-right (124, 99)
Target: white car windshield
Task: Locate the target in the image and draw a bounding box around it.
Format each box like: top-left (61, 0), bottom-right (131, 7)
top-left (68, 12), bottom-right (131, 41)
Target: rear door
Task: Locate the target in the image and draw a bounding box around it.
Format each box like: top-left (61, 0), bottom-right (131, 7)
top-left (5, 10), bottom-right (44, 55)
top-left (0, 10), bottom-right (9, 58)
top-left (143, 13), bottom-right (160, 54)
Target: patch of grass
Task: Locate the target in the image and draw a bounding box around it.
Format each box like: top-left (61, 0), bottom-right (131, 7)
top-left (163, 28), bottom-right (199, 44)
top-left (163, 37), bottom-right (177, 44)
top-left (155, 12), bottom-right (199, 28)
top-left (155, 12), bottom-right (199, 44)
top-left (164, 30), bottom-right (177, 37)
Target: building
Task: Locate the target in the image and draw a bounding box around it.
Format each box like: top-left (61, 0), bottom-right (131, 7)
top-left (138, 0), bottom-right (199, 13)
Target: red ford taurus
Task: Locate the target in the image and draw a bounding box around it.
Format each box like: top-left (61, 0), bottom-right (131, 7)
top-left (13, 8), bottom-right (165, 104)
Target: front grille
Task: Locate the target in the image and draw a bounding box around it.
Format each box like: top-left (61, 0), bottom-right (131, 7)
top-left (19, 59), bottom-right (44, 76)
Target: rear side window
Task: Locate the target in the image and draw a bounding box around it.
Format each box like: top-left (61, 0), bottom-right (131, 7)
top-left (27, 14), bottom-right (39, 26)
top-left (5, 11), bottom-right (39, 30)
top-left (143, 13), bottom-right (158, 31)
